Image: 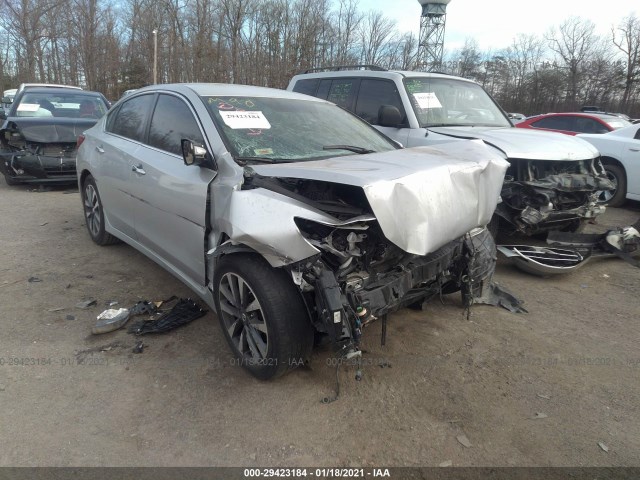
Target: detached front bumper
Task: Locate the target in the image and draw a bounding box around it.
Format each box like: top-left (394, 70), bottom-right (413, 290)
top-left (1, 152), bottom-right (77, 184)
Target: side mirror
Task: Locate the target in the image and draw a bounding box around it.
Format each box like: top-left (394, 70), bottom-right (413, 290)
top-left (378, 105), bottom-right (402, 127)
top-left (1, 97), bottom-right (12, 104)
top-left (181, 139), bottom-right (208, 166)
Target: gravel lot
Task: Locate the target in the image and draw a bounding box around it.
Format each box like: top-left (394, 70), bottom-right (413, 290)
top-left (0, 180), bottom-right (639, 467)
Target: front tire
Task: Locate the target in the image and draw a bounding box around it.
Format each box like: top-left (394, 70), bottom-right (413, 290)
top-left (82, 175), bottom-right (120, 246)
top-left (3, 174), bottom-right (19, 186)
top-left (214, 254), bottom-right (314, 380)
top-left (598, 164), bottom-right (626, 208)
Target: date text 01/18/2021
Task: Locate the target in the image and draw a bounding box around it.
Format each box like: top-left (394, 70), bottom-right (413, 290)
top-left (243, 468), bottom-right (391, 477)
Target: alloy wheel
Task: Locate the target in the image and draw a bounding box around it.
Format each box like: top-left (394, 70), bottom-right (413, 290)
top-left (218, 272), bottom-right (269, 359)
top-left (84, 183), bottom-right (101, 238)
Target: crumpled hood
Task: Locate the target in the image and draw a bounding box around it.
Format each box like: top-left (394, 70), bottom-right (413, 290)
top-left (428, 126), bottom-right (599, 161)
top-left (3, 118), bottom-right (98, 144)
top-left (249, 140), bottom-right (509, 255)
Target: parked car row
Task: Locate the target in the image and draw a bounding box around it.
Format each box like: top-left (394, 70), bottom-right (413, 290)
top-left (1, 70), bottom-right (635, 381)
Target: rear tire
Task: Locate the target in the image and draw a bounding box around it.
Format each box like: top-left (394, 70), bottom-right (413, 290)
top-left (82, 175), bottom-right (120, 246)
top-left (599, 164), bottom-right (626, 208)
top-left (214, 254), bottom-right (314, 380)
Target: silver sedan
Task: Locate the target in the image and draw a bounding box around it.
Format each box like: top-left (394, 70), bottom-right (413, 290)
top-left (77, 84), bottom-right (507, 379)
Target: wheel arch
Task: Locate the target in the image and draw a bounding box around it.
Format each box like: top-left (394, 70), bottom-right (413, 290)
top-left (600, 156), bottom-right (627, 181)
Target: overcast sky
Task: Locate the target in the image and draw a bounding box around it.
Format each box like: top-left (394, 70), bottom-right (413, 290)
top-left (359, 0), bottom-right (640, 52)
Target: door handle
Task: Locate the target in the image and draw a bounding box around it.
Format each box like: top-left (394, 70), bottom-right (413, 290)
top-left (630, 148), bottom-right (640, 152)
top-left (131, 165), bottom-right (146, 175)
top-left (96, 145), bottom-right (105, 153)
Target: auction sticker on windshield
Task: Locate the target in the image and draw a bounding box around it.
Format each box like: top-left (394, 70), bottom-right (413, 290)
top-left (219, 111), bottom-right (271, 129)
top-left (413, 92), bottom-right (442, 110)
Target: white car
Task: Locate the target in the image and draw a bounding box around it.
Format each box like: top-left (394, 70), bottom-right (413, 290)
top-left (578, 124), bottom-right (640, 207)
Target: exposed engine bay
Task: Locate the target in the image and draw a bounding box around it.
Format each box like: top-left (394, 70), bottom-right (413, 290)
top-left (237, 175), bottom-right (524, 357)
top-left (496, 158), bottom-right (614, 234)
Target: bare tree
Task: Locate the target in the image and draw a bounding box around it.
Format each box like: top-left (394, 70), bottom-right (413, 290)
top-left (358, 10), bottom-right (396, 66)
top-left (612, 13), bottom-right (640, 108)
top-left (546, 17), bottom-right (597, 108)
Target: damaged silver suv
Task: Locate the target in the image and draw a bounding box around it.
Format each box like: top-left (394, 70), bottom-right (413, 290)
top-left (288, 67), bottom-right (614, 235)
top-left (77, 84), bottom-right (508, 379)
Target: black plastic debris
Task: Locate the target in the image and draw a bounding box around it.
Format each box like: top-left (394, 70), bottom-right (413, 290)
top-left (128, 298), bottom-right (207, 335)
top-left (28, 277), bottom-right (42, 283)
top-left (129, 300), bottom-right (158, 316)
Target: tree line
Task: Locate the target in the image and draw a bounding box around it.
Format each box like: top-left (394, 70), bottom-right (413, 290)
top-left (1, 0), bottom-right (638, 118)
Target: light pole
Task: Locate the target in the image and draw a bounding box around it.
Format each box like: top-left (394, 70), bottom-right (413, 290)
top-left (152, 29), bottom-right (157, 84)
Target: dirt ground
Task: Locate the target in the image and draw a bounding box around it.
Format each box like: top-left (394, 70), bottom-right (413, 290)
top-left (0, 180), bottom-right (639, 468)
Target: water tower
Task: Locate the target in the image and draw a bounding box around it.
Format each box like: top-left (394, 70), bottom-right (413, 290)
top-left (416, 0), bottom-right (452, 71)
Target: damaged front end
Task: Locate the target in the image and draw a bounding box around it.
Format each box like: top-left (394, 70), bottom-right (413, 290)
top-left (289, 218), bottom-right (518, 354)
top-left (496, 158), bottom-right (614, 234)
top-left (0, 120), bottom-right (83, 184)
top-left (209, 142), bottom-right (520, 360)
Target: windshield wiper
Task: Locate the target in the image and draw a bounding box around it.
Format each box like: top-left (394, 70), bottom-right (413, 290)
top-left (323, 145), bottom-right (375, 154)
top-left (235, 156), bottom-right (283, 164)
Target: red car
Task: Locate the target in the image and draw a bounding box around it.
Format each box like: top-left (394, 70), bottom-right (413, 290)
top-left (516, 112), bottom-right (631, 135)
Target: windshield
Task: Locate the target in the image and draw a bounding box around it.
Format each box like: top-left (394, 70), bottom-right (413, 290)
top-left (14, 92), bottom-right (107, 119)
top-left (403, 77), bottom-right (511, 128)
top-left (603, 118), bottom-right (632, 130)
top-left (205, 96), bottom-right (397, 163)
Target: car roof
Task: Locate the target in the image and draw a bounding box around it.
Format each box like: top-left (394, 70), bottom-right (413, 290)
top-left (290, 68), bottom-right (476, 84)
top-left (18, 87), bottom-right (104, 97)
top-left (535, 112), bottom-right (620, 120)
top-left (18, 83), bottom-right (82, 92)
top-left (134, 83), bottom-right (331, 102)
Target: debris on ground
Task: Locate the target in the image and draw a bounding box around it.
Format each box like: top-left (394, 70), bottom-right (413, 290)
top-left (598, 442), bottom-right (609, 453)
top-left (456, 434), bottom-right (472, 448)
top-left (499, 221), bottom-right (640, 276)
top-left (128, 298), bottom-right (207, 335)
top-left (75, 299), bottom-right (97, 309)
top-left (92, 308), bottom-right (131, 334)
top-left (28, 277), bottom-right (42, 283)
top-left (65, 315), bottom-right (75, 321)
top-left (47, 307), bottom-right (65, 313)
top-left (129, 300), bottom-right (158, 316)
top-left (132, 340), bottom-right (145, 354)
top-left (438, 460), bottom-right (453, 467)
top-left (532, 412), bottom-right (548, 419)
top-left (536, 393), bottom-right (551, 400)
top-left (497, 245), bottom-right (589, 276)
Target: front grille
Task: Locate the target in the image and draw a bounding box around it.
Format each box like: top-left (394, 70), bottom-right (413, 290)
top-left (44, 165), bottom-right (76, 177)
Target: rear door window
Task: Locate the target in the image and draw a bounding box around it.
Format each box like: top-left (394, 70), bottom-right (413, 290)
top-left (292, 79), bottom-right (320, 96)
top-left (326, 79), bottom-right (359, 110)
top-left (531, 116), bottom-right (575, 131)
top-left (107, 94), bottom-right (155, 142)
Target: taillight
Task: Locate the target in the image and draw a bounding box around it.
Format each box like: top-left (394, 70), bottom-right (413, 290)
top-left (76, 134), bottom-right (85, 149)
